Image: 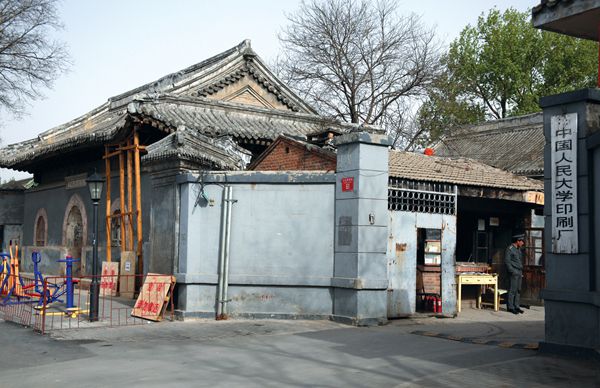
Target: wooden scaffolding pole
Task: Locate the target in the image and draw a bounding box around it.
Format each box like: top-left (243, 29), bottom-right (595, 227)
top-left (104, 146), bottom-right (112, 263)
top-left (127, 137), bottom-right (134, 251)
top-left (119, 149), bottom-right (127, 256)
top-left (102, 129), bottom-right (144, 285)
top-left (134, 130), bottom-right (143, 274)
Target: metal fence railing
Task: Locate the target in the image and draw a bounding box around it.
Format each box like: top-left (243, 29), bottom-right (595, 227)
top-left (0, 273), bottom-right (175, 335)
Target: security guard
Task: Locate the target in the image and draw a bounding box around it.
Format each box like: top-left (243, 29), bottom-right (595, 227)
top-left (505, 234), bottom-right (525, 314)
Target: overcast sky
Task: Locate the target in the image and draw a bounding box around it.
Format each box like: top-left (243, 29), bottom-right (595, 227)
top-left (1, 0), bottom-right (540, 180)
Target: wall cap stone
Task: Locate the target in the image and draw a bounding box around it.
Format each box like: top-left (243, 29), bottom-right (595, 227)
top-left (540, 88), bottom-right (600, 108)
top-left (333, 132), bottom-right (391, 147)
top-left (177, 171), bottom-right (336, 185)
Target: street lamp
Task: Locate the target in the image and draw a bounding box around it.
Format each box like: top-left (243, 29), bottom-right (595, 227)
top-left (86, 171), bottom-right (104, 322)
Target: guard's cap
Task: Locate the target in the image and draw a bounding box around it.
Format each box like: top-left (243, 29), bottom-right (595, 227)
top-left (512, 234), bottom-right (525, 241)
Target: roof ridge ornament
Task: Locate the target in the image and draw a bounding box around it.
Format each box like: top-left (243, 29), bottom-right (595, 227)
top-left (240, 39), bottom-right (256, 60)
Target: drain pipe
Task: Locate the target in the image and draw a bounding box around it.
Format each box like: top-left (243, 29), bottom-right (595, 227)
top-left (216, 186), bottom-right (229, 319)
top-left (216, 186), bottom-right (236, 319)
top-left (222, 186), bottom-right (235, 317)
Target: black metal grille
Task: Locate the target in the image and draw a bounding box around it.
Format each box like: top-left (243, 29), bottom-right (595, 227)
top-left (388, 178), bottom-right (457, 215)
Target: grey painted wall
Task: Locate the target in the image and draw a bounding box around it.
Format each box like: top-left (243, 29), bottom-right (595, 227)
top-left (176, 172), bottom-right (336, 319)
top-left (173, 132), bottom-right (397, 326)
top-left (0, 191), bottom-right (25, 252)
top-left (387, 212), bottom-right (457, 317)
top-left (0, 191), bottom-right (24, 225)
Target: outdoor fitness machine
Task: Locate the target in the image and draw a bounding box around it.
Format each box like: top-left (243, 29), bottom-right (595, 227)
top-left (0, 247), bottom-right (80, 315)
top-left (55, 255), bottom-right (79, 311)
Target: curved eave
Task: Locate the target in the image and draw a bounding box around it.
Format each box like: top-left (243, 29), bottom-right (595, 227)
top-left (0, 114), bottom-right (130, 171)
top-left (141, 150), bottom-right (240, 171)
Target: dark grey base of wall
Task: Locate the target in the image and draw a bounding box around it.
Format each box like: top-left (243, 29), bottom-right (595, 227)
top-left (174, 310), bottom-right (387, 326)
top-left (330, 314), bottom-right (387, 327)
top-left (175, 310), bottom-right (330, 322)
top-left (539, 341), bottom-right (600, 362)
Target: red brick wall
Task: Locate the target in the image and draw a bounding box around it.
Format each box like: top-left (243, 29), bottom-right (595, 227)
top-left (417, 265), bottom-right (441, 295)
top-left (252, 141), bottom-right (336, 171)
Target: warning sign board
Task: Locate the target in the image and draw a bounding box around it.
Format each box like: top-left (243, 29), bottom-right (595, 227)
top-left (131, 273), bottom-right (175, 321)
top-left (100, 261), bottom-right (119, 296)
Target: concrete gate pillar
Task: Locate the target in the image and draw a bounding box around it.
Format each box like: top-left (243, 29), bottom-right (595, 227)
top-left (540, 89), bottom-right (600, 356)
top-left (332, 132), bottom-right (390, 325)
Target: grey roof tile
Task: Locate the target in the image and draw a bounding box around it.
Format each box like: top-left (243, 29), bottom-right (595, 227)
top-left (0, 94), bottom-right (380, 170)
top-left (389, 150), bottom-right (543, 192)
top-left (433, 113), bottom-right (544, 177)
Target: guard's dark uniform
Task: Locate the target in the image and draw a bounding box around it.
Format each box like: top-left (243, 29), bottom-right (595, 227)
top-left (504, 244), bottom-right (523, 312)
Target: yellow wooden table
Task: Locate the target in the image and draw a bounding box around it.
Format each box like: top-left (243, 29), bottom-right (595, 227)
top-left (456, 273), bottom-right (498, 312)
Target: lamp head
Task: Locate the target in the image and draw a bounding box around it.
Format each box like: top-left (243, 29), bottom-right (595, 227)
top-left (86, 172), bottom-right (105, 202)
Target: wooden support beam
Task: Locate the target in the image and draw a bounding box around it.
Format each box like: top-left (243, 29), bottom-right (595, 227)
top-left (134, 130), bottom-right (143, 275)
top-left (127, 137), bottom-right (134, 251)
top-left (104, 146), bottom-right (112, 263)
top-left (108, 211), bottom-right (135, 218)
top-left (119, 149), bottom-right (126, 256)
top-left (103, 145), bottom-right (147, 159)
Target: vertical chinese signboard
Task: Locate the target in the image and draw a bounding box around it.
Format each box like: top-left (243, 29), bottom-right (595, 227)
top-left (551, 113), bottom-right (578, 254)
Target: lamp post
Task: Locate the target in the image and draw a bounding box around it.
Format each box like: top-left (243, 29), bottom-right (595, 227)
top-left (86, 171), bottom-right (104, 322)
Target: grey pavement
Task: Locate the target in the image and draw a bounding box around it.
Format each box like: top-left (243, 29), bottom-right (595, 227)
top-left (0, 306), bottom-right (598, 387)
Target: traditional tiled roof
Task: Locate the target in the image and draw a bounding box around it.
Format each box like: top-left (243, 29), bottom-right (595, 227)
top-left (108, 40), bottom-right (315, 113)
top-left (0, 94), bottom-right (378, 170)
top-left (143, 129), bottom-right (250, 170)
top-left (389, 151), bottom-right (544, 192)
top-left (0, 178), bottom-right (33, 191)
top-left (0, 40), bottom-right (377, 171)
top-left (433, 113), bottom-right (544, 177)
top-left (127, 95), bottom-right (371, 142)
top-left (0, 103), bottom-right (129, 169)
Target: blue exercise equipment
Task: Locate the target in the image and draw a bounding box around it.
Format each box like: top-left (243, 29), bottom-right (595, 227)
top-left (0, 252), bottom-right (79, 310)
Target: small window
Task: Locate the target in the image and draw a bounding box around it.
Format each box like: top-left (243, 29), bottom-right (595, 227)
top-left (34, 210), bottom-right (47, 246)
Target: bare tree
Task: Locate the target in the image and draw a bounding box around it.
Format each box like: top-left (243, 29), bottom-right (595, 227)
top-left (278, 0), bottom-right (440, 148)
top-left (0, 0), bottom-right (70, 118)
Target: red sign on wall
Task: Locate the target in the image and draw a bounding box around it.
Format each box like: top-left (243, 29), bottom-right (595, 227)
top-left (341, 177), bottom-right (354, 192)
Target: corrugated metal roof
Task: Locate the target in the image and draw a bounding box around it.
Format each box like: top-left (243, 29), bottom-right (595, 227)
top-left (389, 151), bottom-right (544, 192)
top-left (433, 113), bottom-right (544, 177)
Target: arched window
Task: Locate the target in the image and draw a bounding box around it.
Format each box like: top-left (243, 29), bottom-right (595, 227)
top-left (62, 194), bottom-right (88, 259)
top-left (33, 208), bottom-right (48, 247)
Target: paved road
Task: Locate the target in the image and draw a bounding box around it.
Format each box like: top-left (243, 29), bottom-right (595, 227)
top-left (0, 311), bottom-right (598, 387)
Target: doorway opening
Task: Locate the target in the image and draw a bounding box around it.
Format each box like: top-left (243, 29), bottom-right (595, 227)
top-left (416, 228), bottom-right (442, 313)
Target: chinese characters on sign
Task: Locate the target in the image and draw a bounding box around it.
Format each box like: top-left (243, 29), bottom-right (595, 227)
top-left (551, 113), bottom-right (578, 254)
top-left (131, 273), bottom-right (175, 321)
top-left (341, 177), bottom-right (354, 192)
top-left (100, 261), bottom-right (119, 296)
